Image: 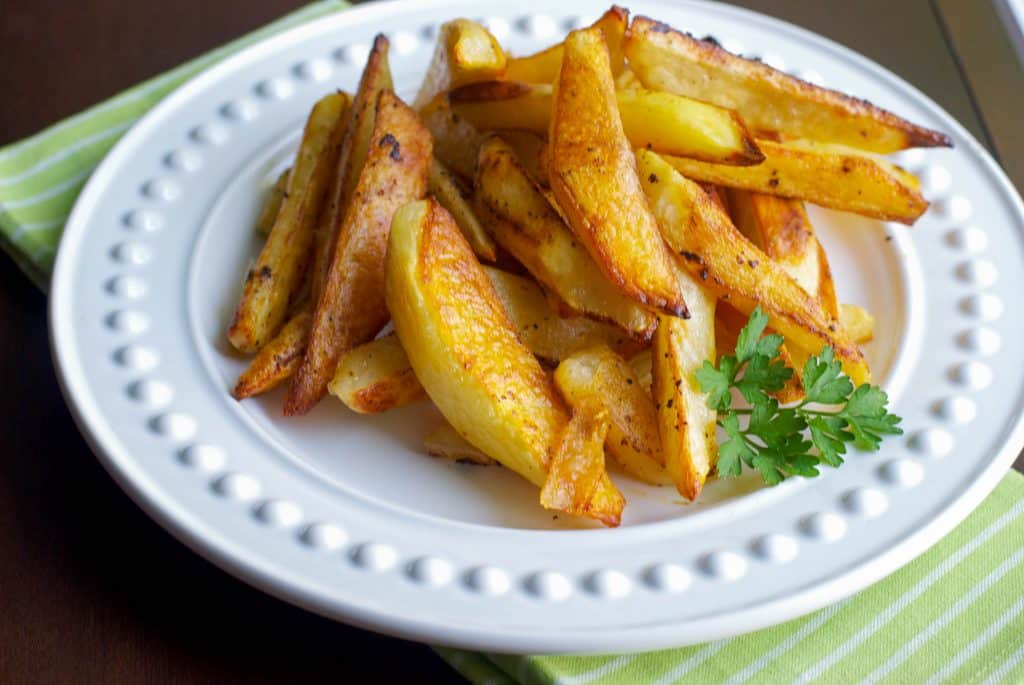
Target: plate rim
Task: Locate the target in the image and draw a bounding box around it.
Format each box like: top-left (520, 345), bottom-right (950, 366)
top-left (48, 0), bottom-right (1024, 653)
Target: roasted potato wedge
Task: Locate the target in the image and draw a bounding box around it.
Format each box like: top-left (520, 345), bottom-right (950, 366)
top-left (664, 139), bottom-right (928, 224)
top-left (323, 267), bottom-right (635, 414)
top-left (626, 16), bottom-right (951, 154)
top-left (653, 302), bottom-right (718, 501)
top-left (424, 422), bottom-right (496, 465)
top-left (450, 81), bottom-right (762, 165)
top-left (484, 267), bottom-right (638, 363)
top-left (637, 149), bottom-right (871, 385)
top-left (285, 91), bottom-right (431, 415)
top-left (419, 94), bottom-right (487, 180)
top-left (549, 27), bottom-right (687, 317)
top-left (328, 333), bottom-right (425, 414)
top-left (428, 157), bottom-right (497, 261)
top-left (628, 349), bottom-right (653, 395)
top-left (540, 404), bottom-right (624, 527)
top-left (727, 190), bottom-right (839, 317)
top-left (505, 6), bottom-right (629, 83)
top-left (615, 66), bottom-right (643, 91)
top-left (841, 303), bottom-right (875, 344)
top-left (385, 198), bottom-right (621, 524)
top-left (475, 136), bottom-right (657, 340)
top-left (413, 19), bottom-right (507, 109)
top-left (255, 168), bottom-right (290, 238)
top-left (314, 38), bottom-right (392, 299)
top-left (227, 92), bottom-right (349, 353)
top-left (232, 309), bottom-right (311, 399)
top-left (492, 129), bottom-right (547, 183)
top-left (554, 347), bottom-right (670, 485)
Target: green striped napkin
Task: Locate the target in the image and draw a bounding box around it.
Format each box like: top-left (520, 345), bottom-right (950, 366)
top-left (2, 3), bottom-right (1022, 684)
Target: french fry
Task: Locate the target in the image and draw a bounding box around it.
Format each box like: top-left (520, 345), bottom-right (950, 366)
top-left (285, 91), bottom-right (431, 415)
top-left (492, 129), bottom-right (547, 184)
top-left (232, 309), bottom-right (311, 399)
top-left (450, 81), bottom-right (762, 165)
top-left (385, 198), bottom-right (622, 525)
top-left (549, 27), bottom-right (688, 317)
top-left (314, 37), bottom-right (392, 300)
top-left (322, 266), bottom-right (636, 415)
top-left (841, 303), bottom-right (875, 344)
top-left (664, 139), bottom-right (928, 224)
top-left (653, 303), bottom-right (719, 501)
top-left (554, 347), bottom-right (671, 485)
top-left (428, 157), bottom-right (497, 261)
top-left (424, 422), bottom-right (497, 465)
top-left (505, 6), bottom-right (629, 83)
top-left (637, 149), bottom-right (871, 385)
top-left (413, 19), bottom-right (507, 109)
top-left (651, 253), bottom-right (719, 497)
top-left (227, 92), bottom-right (349, 353)
top-left (419, 94), bottom-right (487, 180)
top-left (474, 136), bottom-right (657, 340)
top-left (727, 190), bottom-right (839, 318)
top-left (255, 168), bottom-right (290, 237)
top-left (328, 333), bottom-right (425, 414)
top-left (483, 267), bottom-right (639, 364)
top-left (628, 348), bottom-right (653, 395)
top-left (626, 16), bottom-right (951, 154)
top-left (615, 66), bottom-right (643, 91)
top-left (540, 403), bottom-right (624, 527)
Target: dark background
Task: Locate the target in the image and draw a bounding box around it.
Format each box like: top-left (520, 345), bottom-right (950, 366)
top-left (0, 1), bottom-right (1019, 682)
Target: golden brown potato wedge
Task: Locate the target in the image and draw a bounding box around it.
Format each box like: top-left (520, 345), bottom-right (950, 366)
top-left (419, 94), bottom-right (487, 180)
top-left (483, 267), bottom-right (638, 363)
top-left (232, 309), bottom-right (311, 399)
top-left (549, 27), bottom-right (687, 317)
top-left (322, 268), bottom-right (635, 414)
top-left (554, 346), bottom-right (671, 485)
top-left (474, 136), bottom-right (657, 340)
top-left (664, 139), bottom-right (928, 224)
top-left (428, 157), bottom-right (497, 261)
top-left (715, 302), bottom-right (804, 404)
top-left (653, 304), bottom-right (719, 501)
top-left (505, 6), bottom-right (629, 83)
top-left (628, 348), bottom-right (653, 395)
top-left (540, 404), bottom-right (624, 527)
top-left (327, 333), bottom-right (425, 414)
top-left (314, 38), bottom-right (392, 300)
top-left (255, 168), bottom-right (290, 238)
top-left (450, 81), bottom-right (762, 165)
top-left (285, 91), bottom-right (431, 415)
top-left (636, 149), bottom-right (871, 385)
top-left (626, 16), bottom-right (951, 154)
top-left (385, 198), bottom-right (621, 525)
top-left (227, 92), bottom-right (349, 353)
top-left (727, 190), bottom-right (839, 318)
top-left (841, 303), bottom-right (875, 344)
top-left (413, 19), bottom-right (507, 109)
top-left (615, 66), bottom-right (643, 90)
top-left (424, 422), bottom-right (497, 465)
top-left (492, 129), bottom-right (547, 183)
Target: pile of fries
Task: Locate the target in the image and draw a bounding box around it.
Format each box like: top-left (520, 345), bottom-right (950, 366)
top-left (227, 7), bottom-right (948, 527)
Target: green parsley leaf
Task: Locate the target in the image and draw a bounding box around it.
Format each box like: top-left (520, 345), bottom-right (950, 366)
top-left (697, 306), bottom-right (903, 486)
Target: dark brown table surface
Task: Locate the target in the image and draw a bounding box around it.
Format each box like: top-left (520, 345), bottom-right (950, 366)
top-left (1, 1), bottom-right (1020, 683)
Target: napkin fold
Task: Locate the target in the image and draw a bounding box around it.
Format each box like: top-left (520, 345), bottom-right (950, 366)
top-left (2, 3), bottom-right (1022, 683)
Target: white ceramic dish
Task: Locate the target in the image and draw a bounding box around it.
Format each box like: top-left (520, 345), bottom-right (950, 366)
top-left (49, 0), bottom-right (1024, 654)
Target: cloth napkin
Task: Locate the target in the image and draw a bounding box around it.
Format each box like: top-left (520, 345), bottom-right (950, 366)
top-left (2, 2), bottom-right (1023, 683)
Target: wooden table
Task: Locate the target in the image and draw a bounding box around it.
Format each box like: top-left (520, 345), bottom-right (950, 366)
top-left (0, 1), bottom-right (1020, 682)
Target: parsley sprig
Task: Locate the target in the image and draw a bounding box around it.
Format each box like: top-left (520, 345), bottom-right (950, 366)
top-left (695, 307), bottom-right (902, 485)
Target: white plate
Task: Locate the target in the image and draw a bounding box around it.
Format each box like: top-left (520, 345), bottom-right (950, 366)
top-left (49, 0), bottom-right (1024, 654)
